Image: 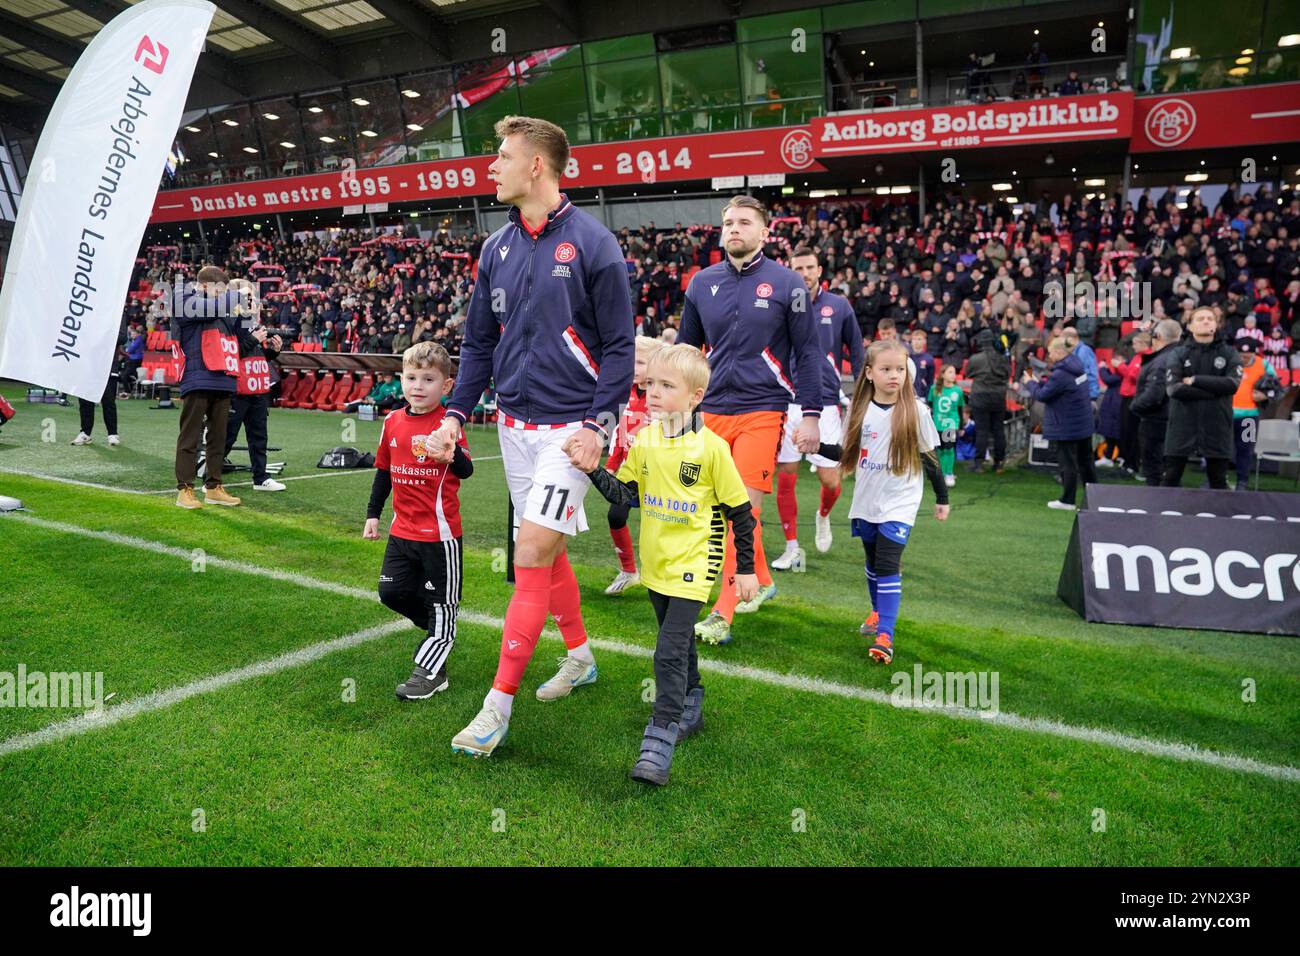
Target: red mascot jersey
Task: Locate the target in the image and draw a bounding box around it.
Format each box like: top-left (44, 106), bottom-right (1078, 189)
top-left (374, 404), bottom-right (469, 541)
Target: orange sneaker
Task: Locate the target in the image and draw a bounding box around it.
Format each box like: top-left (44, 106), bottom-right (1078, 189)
top-left (868, 632), bottom-right (894, 665)
top-left (859, 611), bottom-right (879, 637)
top-left (204, 484), bottom-right (242, 507)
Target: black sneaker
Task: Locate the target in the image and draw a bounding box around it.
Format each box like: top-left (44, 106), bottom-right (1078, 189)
top-left (395, 665), bottom-right (448, 700)
top-left (630, 720), bottom-right (679, 787)
top-left (678, 686), bottom-right (704, 740)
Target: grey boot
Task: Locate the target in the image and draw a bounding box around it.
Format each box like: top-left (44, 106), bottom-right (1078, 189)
top-left (629, 720), bottom-right (679, 786)
top-left (677, 687), bottom-right (704, 740)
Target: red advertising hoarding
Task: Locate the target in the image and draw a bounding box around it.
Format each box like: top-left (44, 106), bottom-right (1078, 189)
top-left (1131, 82), bottom-right (1300, 152)
top-left (809, 92), bottom-right (1133, 155)
top-left (149, 125), bottom-right (826, 223)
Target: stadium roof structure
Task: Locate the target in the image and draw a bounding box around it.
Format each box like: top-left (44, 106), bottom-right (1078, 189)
top-left (0, 0), bottom-right (587, 129)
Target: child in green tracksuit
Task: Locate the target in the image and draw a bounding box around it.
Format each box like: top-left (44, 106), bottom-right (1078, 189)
top-left (928, 363), bottom-right (966, 487)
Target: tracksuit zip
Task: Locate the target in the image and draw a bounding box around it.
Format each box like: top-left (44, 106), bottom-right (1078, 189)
top-left (522, 233), bottom-right (536, 423)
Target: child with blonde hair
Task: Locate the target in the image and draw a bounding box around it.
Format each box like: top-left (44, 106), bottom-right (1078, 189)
top-left (843, 341), bottom-right (951, 663)
top-left (577, 344), bottom-right (757, 785)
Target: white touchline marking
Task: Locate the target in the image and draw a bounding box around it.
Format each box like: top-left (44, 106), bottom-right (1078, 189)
top-left (0, 468), bottom-right (156, 495)
top-left (0, 620), bottom-right (412, 758)
top-left (3, 512), bottom-right (1298, 784)
top-left (2, 461), bottom-right (504, 497)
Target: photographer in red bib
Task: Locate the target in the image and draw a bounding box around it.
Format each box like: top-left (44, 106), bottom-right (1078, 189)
top-left (172, 265), bottom-right (272, 509)
top-left (224, 278), bottom-right (285, 493)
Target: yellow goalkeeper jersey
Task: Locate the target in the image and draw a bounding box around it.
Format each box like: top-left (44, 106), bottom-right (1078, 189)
top-left (616, 416), bottom-right (750, 602)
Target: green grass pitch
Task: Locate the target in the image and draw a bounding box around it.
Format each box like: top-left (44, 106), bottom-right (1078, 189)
top-left (0, 384), bottom-right (1297, 866)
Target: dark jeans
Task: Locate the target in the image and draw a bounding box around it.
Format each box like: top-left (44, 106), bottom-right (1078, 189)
top-left (1138, 418), bottom-right (1166, 487)
top-left (1233, 416), bottom-right (1256, 484)
top-left (122, 360), bottom-right (142, 393)
top-left (1119, 396), bottom-right (1139, 467)
top-left (1053, 437), bottom-right (1096, 505)
top-left (1163, 456), bottom-right (1230, 489)
top-left (77, 376), bottom-right (118, 436)
top-left (176, 390), bottom-right (231, 489)
top-left (971, 398), bottom-right (1006, 466)
top-left (225, 395), bottom-right (270, 484)
top-left (647, 589), bottom-right (704, 727)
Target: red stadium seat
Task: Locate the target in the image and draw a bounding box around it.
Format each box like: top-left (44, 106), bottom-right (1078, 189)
top-left (303, 371), bottom-right (335, 410)
top-left (318, 372), bottom-right (353, 411)
top-left (1095, 347), bottom-right (1113, 367)
top-left (338, 373), bottom-right (373, 411)
top-left (1120, 321), bottom-right (1136, 337)
top-left (276, 369), bottom-right (299, 407)
top-left (281, 370), bottom-right (317, 408)
top-left (309, 342), bottom-right (323, 352)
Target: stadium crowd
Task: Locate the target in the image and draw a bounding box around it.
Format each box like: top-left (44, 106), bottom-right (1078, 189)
top-left (107, 177), bottom-right (1299, 491)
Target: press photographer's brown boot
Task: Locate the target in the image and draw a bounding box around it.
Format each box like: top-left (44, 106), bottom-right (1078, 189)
top-left (204, 484), bottom-right (241, 507)
top-left (176, 486), bottom-right (202, 510)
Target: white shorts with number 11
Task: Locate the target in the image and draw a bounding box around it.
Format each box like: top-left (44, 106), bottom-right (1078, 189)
top-left (498, 420), bottom-right (592, 536)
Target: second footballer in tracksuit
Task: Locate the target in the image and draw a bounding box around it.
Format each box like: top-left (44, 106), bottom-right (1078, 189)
top-left (772, 245), bottom-right (865, 572)
top-left (678, 196), bottom-right (824, 645)
top-left (427, 116), bottom-right (634, 759)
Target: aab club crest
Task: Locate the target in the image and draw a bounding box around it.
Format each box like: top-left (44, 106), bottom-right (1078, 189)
top-left (1144, 98), bottom-right (1196, 148)
top-left (679, 461), bottom-right (701, 487)
top-left (780, 129), bottom-right (815, 170)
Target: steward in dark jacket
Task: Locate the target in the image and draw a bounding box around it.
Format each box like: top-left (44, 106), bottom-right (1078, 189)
top-left (1129, 319), bottom-right (1183, 486)
top-left (1131, 342), bottom-right (1180, 421)
top-left (1164, 337), bottom-right (1241, 460)
top-left (965, 329), bottom-right (1012, 470)
top-left (1161, 308), bottom-right (1243, 489)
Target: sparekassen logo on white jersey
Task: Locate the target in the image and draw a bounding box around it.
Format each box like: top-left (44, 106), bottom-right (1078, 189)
top-left (50, 886), bottom-right (151, 936)
top-left (1091, 542), bottom-right (1300, 602)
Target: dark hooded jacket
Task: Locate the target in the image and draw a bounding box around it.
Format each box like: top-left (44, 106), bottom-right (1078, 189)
top-left (1163, 335), bottom-right (1242, 459)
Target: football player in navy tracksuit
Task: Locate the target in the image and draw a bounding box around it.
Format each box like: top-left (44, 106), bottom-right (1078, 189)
top-left (426, 116), bottom-right (634, 758)
top-left (772, 245), bottom-right (864, 571)
top-left (677, 196), bottom-right (824, 646)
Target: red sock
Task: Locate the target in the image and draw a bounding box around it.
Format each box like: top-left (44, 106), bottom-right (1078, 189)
top-left (776, 471), bottom-right (798, 541)
top-left (492, 565), bottom-right (551, 694)
top-left (549, 549), bottom-right (588, 650)
top-left (819, 483), bottom-right (842, 517)
top-left (609, 525), bottom-right (637, 573)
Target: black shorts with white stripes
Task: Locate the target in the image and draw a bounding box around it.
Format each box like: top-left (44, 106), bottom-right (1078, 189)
top-left (377, 535), bottom-right (463, 672)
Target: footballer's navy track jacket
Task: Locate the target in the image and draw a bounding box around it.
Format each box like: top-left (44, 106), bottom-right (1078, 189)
top-left (677, 251), bottom-right (824, 417)
top-left (447, 193), bottom-right (634, 438)
top-left (810, 288), bottom-right (864, 406)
